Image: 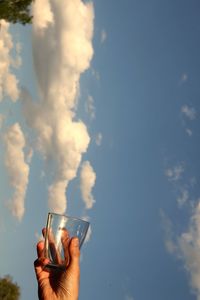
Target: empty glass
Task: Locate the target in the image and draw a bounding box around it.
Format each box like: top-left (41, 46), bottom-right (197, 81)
top-left (44, 212), bottom-right (90, 269)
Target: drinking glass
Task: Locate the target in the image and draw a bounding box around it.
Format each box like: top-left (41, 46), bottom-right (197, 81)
top-left (44, 212), bottom-right (90, 269)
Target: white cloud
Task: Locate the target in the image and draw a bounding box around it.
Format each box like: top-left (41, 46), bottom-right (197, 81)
top-left (22, 0), bottom-right (95, 214)
top-left (85, 95), bottom-right (95, 119)
top-left (160, 210), bottom-right (178, 255)
top-left (190, 177), bottom-right (197, 188)
top-left (165, 163), bottom-right (184, 182)
top-left (4, 123), bottom-right (30, 221)
top-left (100, 29), bottom-right (107, 43)
top-left (48, 180), bottom-right (69, 213)
top-left (95, 132), bottom-right (102, 146)
top-left (0, 20), bottom-right (20, 102)
top-left (177, 189), bottom-right (189, 207)
top-left (186, 128), bottom-right (193, 136)
top-left (32, 0), bottom-right (54, 31)
top-left (80, 161), bottom-right (96, 209)
top-left (181, 105), bottom-right (196, 120)
top-left (178, 200), bottom-right (200, 300)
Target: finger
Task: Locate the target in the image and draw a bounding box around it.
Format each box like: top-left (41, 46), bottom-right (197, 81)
top-left (65, 238), bottom-right (80, 300)
top-left (68, 237), bottom-right (80, 272)
top-left (61, 229), bottom-right (70, 266)
top-left (34, 257), bottom-right (50, 278)
top-left (37, 241), bottom-right (44, 258)
top-left (34, 258), bottom-right (43, 276)
top-left (34, 240), bottom-right (49, 269)
top-left (42, 227), bottom-right (46, 238)
top-left (35, 241), bottom-right (47, 275)
top-left (34, 257), bottom-right (49, 269)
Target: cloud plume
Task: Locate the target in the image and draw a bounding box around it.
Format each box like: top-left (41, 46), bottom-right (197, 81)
top-left (4, 123), bottom-right (30, 221)
top-left (80, 161), bottom-right (96, 209)
top-left (22, 0), bottom-right (95, 214)
top-left (0, 20), bottom-right (20, 102)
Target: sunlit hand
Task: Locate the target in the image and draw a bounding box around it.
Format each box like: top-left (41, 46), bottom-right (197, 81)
top-left (34, 234), bottom-right (80, 300)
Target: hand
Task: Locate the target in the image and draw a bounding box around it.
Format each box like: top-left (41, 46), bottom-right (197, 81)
top-left (34, 233), bottom-right (80, 300)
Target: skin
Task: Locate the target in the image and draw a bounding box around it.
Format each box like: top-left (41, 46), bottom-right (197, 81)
top-left (34, 234), bottom-right (80, 300)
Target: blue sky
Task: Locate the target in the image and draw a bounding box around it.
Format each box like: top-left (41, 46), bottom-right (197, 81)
top-left (0, 0), bottom-right (200, 299)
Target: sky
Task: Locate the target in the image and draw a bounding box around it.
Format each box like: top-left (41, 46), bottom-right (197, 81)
top-left (1, 0), bottom-right (200, 299)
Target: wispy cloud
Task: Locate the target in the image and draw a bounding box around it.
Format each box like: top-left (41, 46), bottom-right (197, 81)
top-left (100, 29), bottom-right (107, 44)
top-left (85, 95), bottom-right (95, 119)
top-left (186, 128), bottom-right (193, 137)
top-left (164, 162), bottom-right (193, 209)
top-left (91, 68), bottom-right (100, 81)
top-left (163, 152), bottom-right (200, 300)
top-left (181, 105), bottom-right (196, 120)
top-left (124, 295), bottom-right (134, 300)
top-left (0, 20), bottom-right (20, 102)
top-left (162, 199), bottom-right (200, 300)
top-left (4, 123), bottom-right (30, 221)
top-left (179, 72), bottom-right (188, 85)
top-left (80, 161), bottom-right (96, 209)
top-left (165, 163), bottom-right (184, 182)
top-left (177, 189), bottom-right (189, 207)
top-left (95, 132), bottom-right (102, 146)
top-left (160, 210), bottom-right (178, 255)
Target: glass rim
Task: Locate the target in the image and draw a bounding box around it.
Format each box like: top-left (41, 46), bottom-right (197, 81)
top-left (47, 212), bottom-right (90, 226)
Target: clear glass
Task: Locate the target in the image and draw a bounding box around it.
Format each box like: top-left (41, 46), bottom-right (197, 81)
top-left (44, 212), bottom-right (90, 269)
